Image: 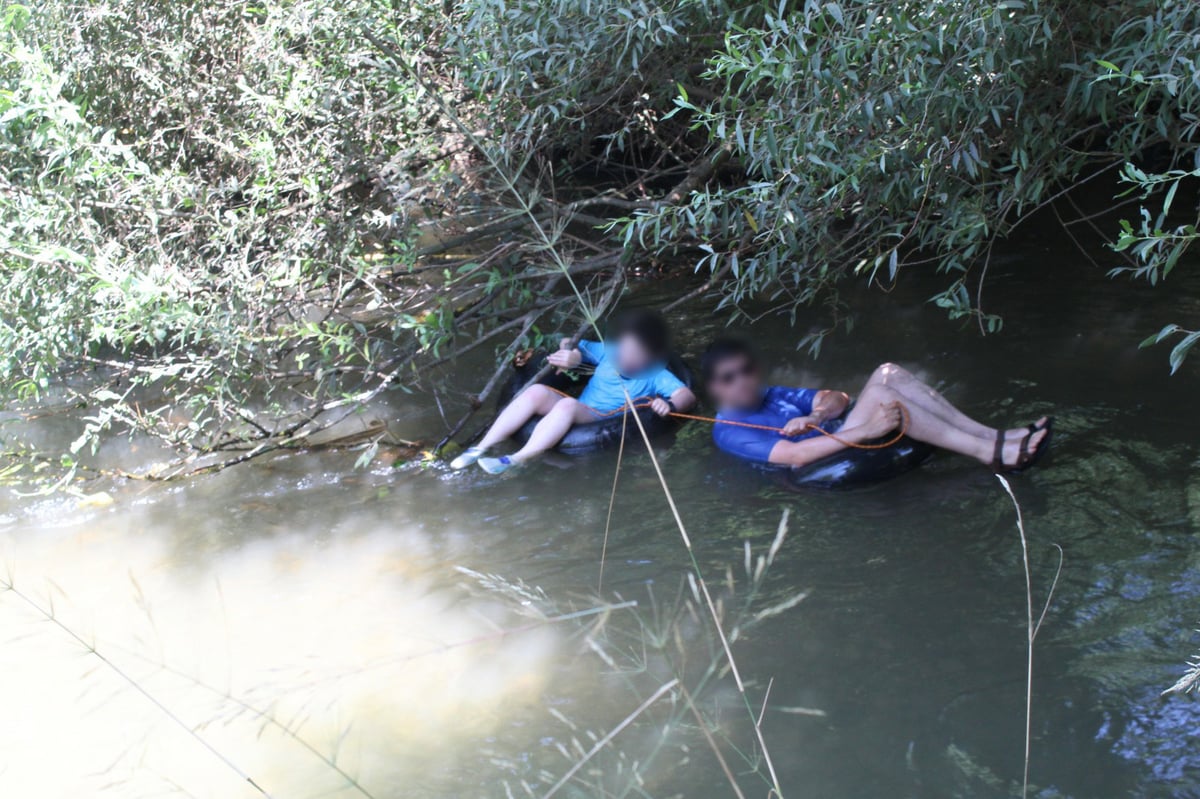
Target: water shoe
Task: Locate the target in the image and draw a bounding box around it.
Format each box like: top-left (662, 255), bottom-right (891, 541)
top-left (449, 447), bottom-right (486, 470)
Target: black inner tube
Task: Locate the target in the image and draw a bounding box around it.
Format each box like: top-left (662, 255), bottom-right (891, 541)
top-left (777, 436), bottom-right (934, 489)
top-left (716, 401), bottom-right (934, 489)
top-left (731, 400), bottom-right (934, 489)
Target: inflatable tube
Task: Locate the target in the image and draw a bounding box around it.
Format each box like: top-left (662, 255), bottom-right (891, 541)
top-left (498, 353), bottom-right (692, 456)
top-left (776, 437), bottom-right (933, 490)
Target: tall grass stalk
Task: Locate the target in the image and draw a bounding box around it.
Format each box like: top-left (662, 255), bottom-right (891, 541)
top-left (597, 402), bottom-right (628, 593)
top-left (679, 680), bottom-right (749, 799)
top-left (287, 597), bottom-right (640, 688)
top-left (540, 678), bottom-right (679, 799)
top-left (623, 390), bottom-right (785, 797)
top-left (592, 403), bottom-right (758, 799)
top-left (0, 573), bottom-right (273, 798)
top-left (111, 642), bottom-right (379, 799)
top-left (996, 475), bottom-right (1063, 799)
top-left (1162, 643), bottom-right (1200, 696)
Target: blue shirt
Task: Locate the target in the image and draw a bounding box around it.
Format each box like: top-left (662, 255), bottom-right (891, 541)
top-left (713, 386), bottom-right (840, 465)
top-left (575, 340), bottom-right (686, 414)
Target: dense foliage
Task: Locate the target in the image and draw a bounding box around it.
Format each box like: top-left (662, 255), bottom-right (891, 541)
top-left (2, 0), bottom-right (1198, 473)
top-left (1, 0), bottom-right (450, 463)
top-left (455, 0), bottom-right (1200, 343)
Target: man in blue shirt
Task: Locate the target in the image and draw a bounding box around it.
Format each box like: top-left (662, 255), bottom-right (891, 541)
top-left (451, 311), bottom-right (697, 473)
top-left (701, 339), bottom-right (1051, 472)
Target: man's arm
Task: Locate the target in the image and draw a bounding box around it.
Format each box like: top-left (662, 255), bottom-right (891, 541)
top-left (769, 400), bottom-right (901, 467)
top-left (767, 434), bottom-right (854, 468)
top-left (779, 390), bottom-right (851, 436)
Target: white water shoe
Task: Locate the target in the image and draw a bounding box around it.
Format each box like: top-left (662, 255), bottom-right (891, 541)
top-left (478, 456), bottom-right (516, 475)
top-left (449, 447), bottom-right (486, 470)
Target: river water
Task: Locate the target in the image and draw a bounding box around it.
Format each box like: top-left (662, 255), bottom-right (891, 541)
top-left (2, 213), bottom-right (1199, 798)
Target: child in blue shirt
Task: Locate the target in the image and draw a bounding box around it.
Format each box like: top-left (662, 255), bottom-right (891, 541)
top-left (451, 311), bottom-right (696, 473)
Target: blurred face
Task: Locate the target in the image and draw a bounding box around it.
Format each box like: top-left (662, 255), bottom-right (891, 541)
top-left (706, 355), bottom-right (763, 410)
top-left (614, 333), bottom-right (656, 374)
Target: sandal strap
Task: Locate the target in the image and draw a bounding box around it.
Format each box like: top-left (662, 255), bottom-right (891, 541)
top-left (992, 430), bottom-right (1006, 470)
top-left (1016, 429), bottom-right (1034, 466)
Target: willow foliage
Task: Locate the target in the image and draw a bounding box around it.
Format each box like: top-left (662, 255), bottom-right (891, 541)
top-left (1, 0), bottom-right (446, 459)
top-left (457, 0), bottom-right (1200, 348)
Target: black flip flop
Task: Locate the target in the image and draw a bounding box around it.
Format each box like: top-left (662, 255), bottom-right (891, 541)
top-left (998, 416), bottom-right (1055, 474)
top-left (1017, 416), bottom-right (1054, 472)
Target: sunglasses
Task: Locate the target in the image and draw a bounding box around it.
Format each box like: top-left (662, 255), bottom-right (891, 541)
top-left (713, 362), bottom-right (757, 385)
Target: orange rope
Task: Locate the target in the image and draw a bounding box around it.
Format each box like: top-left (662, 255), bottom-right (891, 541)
top-left (541, 386), bottom-right (911, 451)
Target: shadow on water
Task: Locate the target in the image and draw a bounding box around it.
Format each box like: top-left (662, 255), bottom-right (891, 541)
top-left (4, 202), bottom-right (1200, 797)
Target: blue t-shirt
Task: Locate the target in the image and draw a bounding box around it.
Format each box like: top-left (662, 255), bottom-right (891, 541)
top-left (575, 340), bottom-right (686, 413)
top-left (713, 386), bottom-right (840, 465)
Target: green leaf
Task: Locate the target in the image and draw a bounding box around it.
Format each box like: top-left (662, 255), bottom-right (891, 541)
top-left (1163, 180), bottom-right (1179, 216)
top-left (1169, 331), bottom-right (1200, 374)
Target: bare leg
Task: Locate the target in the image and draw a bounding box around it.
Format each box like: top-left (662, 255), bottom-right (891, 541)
top-left (509, 398), bottom-right (598, 462)
top-left (477, 385), bottom-right (564, 450)
top-left (845, 384), bottom-right (1047, 466)
top-left (866, 363), bottom-right (1046, 441)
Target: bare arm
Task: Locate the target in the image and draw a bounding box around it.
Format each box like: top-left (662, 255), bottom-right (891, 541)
top-left (546, 343), bottom-right (583, 369)
top-left (767, 434), bottom-right (854, 468)
top-left (670, 386), bottom-right (696, 412)
top-left (648, 386), bottom-right (697, 417)
top-left (769, 400), bottom-right (902, 468)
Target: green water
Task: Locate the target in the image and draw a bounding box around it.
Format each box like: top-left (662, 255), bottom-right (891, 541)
top-left (2, 217), bottom-right (1199, 798)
